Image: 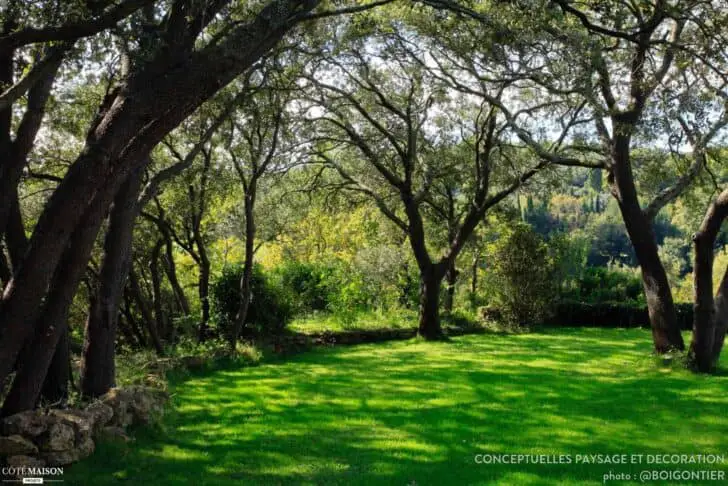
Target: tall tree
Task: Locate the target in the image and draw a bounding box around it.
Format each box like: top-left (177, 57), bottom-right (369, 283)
top-left (303, 22), bottom-right (569, 338)
top-left (0, 0), bottom-right (391, 413)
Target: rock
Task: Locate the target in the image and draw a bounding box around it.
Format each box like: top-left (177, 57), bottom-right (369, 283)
top-left (97, 426), bottom-right (132, 443)
top-left (42, 449), bottom-right (79, 466)
top-left (6, 455), bottom-right (45, 468)
top-left (76, 437), bottom-right (95, 459)
top-left (48, 410), bottom-right (92, 443)
top-left (100, 389), bottom-right (133, 428)
top-left (1, 411), bottom-right (49, 437)
top-left (39, 423), bottom-right (75, 452)
top-left (0, 435), bottom-right (38, 455)
top-left (101, 386), bottom-right (168, 427)
top-left (84, 402), bottom-right (114, 432)
top-left (42, 436), bottom-right (94, 466)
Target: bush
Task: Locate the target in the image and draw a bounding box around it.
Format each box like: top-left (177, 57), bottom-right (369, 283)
top-left (275, 256), bottom-right (418, 316)
top-left (545, 301), bottom-right (693, 330)
top-left (210, 264), bottom-right (293, 338)
top-left (275, 260), bottom-right (338, 313)
top-left (565, 266), bottom-right (645, 304)
top-left (486, 223), bottom-right (556, 326)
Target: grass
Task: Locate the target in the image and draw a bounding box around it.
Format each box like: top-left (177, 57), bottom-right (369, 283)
top-left (288, 309), bottom-right (418, 334)
top-left (66, 328), bottom-right (728, 485)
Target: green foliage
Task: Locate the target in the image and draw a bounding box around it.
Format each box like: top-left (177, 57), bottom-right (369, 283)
top-left (210, 264), bottom-right (293, 338)
top-left (275, 253), bottom-right (417, 318)
top-left (486, 223), bottom-right (556, 326)
top-left (564, 266), bottom-right (645, 305)
top-left (275, 260), bottom-right (337, 313)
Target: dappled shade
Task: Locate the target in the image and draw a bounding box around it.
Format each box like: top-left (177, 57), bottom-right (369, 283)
top-left (67, 329), bottom-right (728, 485)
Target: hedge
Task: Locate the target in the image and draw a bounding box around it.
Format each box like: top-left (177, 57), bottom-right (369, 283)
top-left (543, 301), bottom-right (693, 330)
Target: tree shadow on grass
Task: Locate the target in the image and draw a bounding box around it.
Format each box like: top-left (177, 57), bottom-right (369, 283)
top-left (66, 329), bottom-right (728, 485)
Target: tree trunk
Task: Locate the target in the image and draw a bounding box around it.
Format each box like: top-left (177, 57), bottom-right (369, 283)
top-left (689, 189), bottom-right (728, 372)
top-left (1, 192), bottom-right (110, 416)
top-left (117, 313), bottom-right (141, 348)
top-left (0, 3), bottom-right (309, 393)
top-left (128, 267), bottom-right (165, 355)
top-left (39, 326), bottom-right (70, 407)
top-left (4, 188), bottom-right (28, 270)
top-left (122, 291), bottom-right (147, 347)
top-left (470, 251), bottom-right (479, 308)
top-left (229, 190), bottom-right (256, 352)
top-left (444, 262), bottom-right (457, 314)
top-left (150, 239), bottom-right (168, 341)
top-left (0, 247), bottom-right (9, 288)
top-left (610, 132), bottom-right (684, 353)
top-left (196, 249), bottom-right (211, 343)
top-left (80, 169), bottom-right (142, 398)
top-left (711, 266), bottom-right (728, 368)
top-left (418, 264), bottom-right (444, 340)
top-left (162, 232), bottom-right (190, 315)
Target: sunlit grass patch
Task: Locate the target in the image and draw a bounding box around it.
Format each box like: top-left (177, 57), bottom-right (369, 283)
top-left (67, 327), bottom-right (728, 485)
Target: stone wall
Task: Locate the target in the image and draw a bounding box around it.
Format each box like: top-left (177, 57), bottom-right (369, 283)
top-left (0, 386), bottom-right (168, 476)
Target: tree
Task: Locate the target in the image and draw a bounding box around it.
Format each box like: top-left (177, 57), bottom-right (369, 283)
top-left (303, 21), bottom-right (554, 338)
top-left (0, 0), bottom-right (391, 415)
top-left (226, 83), bottom-right (292, 351)
top-left (427, 0), bottom-right (728, 354)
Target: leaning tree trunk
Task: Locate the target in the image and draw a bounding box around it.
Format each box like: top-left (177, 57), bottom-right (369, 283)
top-left (229, 189), bottom-right (256, 352)
top-left (689, 188), bottom-right (728, 372)
top-left (1, 190), bottom-right (112, 416)
top-left (610, 132), bottom-right (684, 353)
top-left (418, 264), bottom-right (445, 340)
top-left (0, 1), bottom-right (310, 393)
top-left (80, 169), bottom-right (142, 398)
top-left (39, 326), bottom-right (70, 406)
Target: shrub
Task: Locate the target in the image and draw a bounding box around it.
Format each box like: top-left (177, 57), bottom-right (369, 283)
top-left (565, 266), bottom-right (645, 304)
top-left (210, 264), bottom-right (293, 338)
top-left (274, 260), bottom-right (338, 313)
top-left (486, 223), bottom-right (556, 326)
top-left (545, 301), bottom-right (693, 330)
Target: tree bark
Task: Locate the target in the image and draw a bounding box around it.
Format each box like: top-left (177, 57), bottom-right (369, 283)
top-left (128, 267), bottom-right (164, 355)
top-left (470, 251), bottom-right (479, 307)
top-left (610, 131), bottom-right (684, 353)
top-left (122, 291), bottom-right (147, 347)
top-left (196, 249), bottom-right (211, 342)
top-left (444, 261), bottom-right (457, 314)
top-left (418, 264), bottom-right (445, 340)
top-left (1, 190), bottom-right (111, 416)
top-left (162, 232), bottom-right (190, 316)
top-left (80, 168), bottom-right (142, 398)
top-left (711, 266), bottom-right (728, 367)
top-left (689, 188), bottom-right (728, 372)
top-left (229, 187), bottom-right (256, 352)
top-left (0, 0), bottom-right (312, 393)
top-left (150, 239), bottom-right (168, 341)
top-left (39, 326), bottom-right (70, 406)
top-left (0, 247), bottom-right (9, 288)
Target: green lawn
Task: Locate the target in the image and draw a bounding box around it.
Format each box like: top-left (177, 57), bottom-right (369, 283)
top-left (288, 309), bottom-right (418, 334)
top-left (67, 328), bottom-right (728, 485)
